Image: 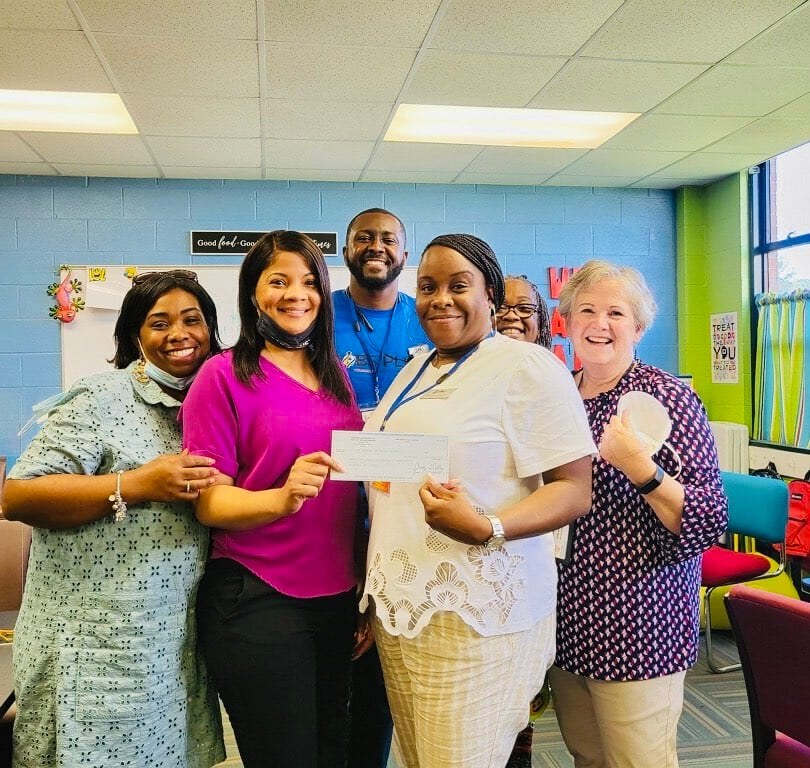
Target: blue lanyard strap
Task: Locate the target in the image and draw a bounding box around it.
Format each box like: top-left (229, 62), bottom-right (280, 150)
top-left (379, 332), bottom-right (492, 431)
top-left (348, 290), bottom-right (399, 406)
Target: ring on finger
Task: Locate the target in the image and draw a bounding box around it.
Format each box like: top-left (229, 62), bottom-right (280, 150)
top-left (185, 481), bottom-right (191, 494)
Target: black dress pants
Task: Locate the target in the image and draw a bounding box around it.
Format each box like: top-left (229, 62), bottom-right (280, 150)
top-left (197, 558), bottom-right (356, 768)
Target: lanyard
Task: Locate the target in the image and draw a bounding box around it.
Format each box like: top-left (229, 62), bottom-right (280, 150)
top-left (348, 290), bottom-right (399, 407)
top-left (379, 332), bottom-right (492, 431)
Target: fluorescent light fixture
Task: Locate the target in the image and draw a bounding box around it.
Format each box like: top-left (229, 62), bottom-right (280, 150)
top-left (385, 104), bottom-right (639, 148)
top-left (0, 89), bottom-right (138, 134)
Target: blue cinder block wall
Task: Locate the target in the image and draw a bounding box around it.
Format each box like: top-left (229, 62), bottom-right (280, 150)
top-left (0, 175), bottom-right (676, 459)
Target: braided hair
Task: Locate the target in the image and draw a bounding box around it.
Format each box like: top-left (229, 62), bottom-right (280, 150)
top-left (503, 274), bottom-right (553, 349)
top-left (423, 233), bottom-right (505, 309)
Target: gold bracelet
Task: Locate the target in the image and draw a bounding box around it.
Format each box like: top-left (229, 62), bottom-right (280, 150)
top-left (108, 470), bottom-right (128, 522)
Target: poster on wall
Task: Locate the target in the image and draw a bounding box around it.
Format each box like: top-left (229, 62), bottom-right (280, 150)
top-left (710, 312), bottom-right (738, 384)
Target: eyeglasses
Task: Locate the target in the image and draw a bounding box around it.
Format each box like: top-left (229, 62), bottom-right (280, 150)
top-left (495, 303), bottom-right (538, 319)
top-left (131, 269), bottom-right (199, 286)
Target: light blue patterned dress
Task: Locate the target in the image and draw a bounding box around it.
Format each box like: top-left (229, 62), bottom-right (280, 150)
top-left (8, 362), bottom-right (225, 768)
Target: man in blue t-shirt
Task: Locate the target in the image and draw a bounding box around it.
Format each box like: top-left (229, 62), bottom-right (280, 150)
top-left (333, 208), bottom-right (429, 768)
top-left (334, 208), bottom-right (429, 414)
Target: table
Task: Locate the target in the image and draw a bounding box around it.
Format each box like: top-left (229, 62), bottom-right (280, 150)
top-left (0, 611), bottom-right (18, 719)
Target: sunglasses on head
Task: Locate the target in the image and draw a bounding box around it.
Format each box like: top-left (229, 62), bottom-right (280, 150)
top-left (131, 269), bottom-right (199, 286)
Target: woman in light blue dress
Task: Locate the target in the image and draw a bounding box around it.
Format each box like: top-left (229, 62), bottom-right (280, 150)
top-left (4, 270), bottom-right (226, 768)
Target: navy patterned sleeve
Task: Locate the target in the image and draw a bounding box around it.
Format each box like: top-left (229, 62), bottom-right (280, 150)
top-left (647, 377), bottom-right (728, 564)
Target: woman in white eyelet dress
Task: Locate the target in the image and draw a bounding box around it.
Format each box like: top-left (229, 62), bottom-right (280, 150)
top-left (4, 271), bottom-right (225, 768)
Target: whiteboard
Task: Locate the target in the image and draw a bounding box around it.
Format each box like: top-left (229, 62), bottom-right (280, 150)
top-left (60, 265), bottom-right (418, 389)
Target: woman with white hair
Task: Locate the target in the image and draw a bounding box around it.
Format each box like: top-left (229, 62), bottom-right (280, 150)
top-left (551, 259), bottom-right (727, 768)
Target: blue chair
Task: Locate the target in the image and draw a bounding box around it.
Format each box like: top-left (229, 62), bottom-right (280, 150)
top-left (701, 471), bottom-right (788, 673)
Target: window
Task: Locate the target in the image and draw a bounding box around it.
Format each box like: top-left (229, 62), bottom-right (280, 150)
top-left (751, 142), bottom-right (810, 448)
top-left (754, 142), bottom-right (810, 293)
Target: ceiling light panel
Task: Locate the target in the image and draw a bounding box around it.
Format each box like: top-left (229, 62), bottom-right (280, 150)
top-left (385, 104), bottom-right (639, 149)
top-left (0, 90), bottom-right (137, 134)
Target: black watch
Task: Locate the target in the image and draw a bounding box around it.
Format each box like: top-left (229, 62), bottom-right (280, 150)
top-left (634, 464), bottom-right (665, 495)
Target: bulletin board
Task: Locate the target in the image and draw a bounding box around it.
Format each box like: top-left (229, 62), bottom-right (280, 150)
top-left (59, 265), bottom-right (418, 389)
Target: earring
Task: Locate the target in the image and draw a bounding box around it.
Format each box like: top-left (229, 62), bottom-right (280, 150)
top-left (133, 357), bottom-right (149, 384)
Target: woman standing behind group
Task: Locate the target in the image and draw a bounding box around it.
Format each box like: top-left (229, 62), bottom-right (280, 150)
top-left (361, 234), bottom-right (595, 768)
top-left (496, 274), bottom-right (554, 768)
top-left (4, 270), bottom-right (225, 768)
top-left (551, 260), bottom-right (727, 768)
top-left (180, 231), bottom-right (364, 768)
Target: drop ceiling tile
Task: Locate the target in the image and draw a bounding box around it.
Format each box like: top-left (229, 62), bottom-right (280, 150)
top-left (263, 139), bottom-right (374, 170)
top-left (582, 0), bottom-right (802, 63)
top-left (543, 175), bottom-right (645, 187)
top-left (602, 114), bottom-right (754, 151)
top-left (0, 134), bottom-right (44, 163)
top-left (264, 168), bottom-right (360, 182)
top-left (53, 163), bottom-right (161, 177)
top-left (0, 1), bottom-right (79, 30)
top-left (529, 59), bottom-right (708, 113)
top-left (652, 152), bottom-right (765, 179)
top-left (78, 0), bottom-right (257, 38)
top-left (163, 167), bottom-right (264, 179)
top-left (769, 94), bottom-right (810, 119)
top-left (702, 117), bottom-right (810, 155)
top-left (630, 177), bottom-right (689, 189)
top-left (560, 149), bottom-right (689, 176)
top-left (128, 96), bottom-right (261, 138)
top-left (655, 65), bottom-right (810, 117)
top-left (361, 169), bottom-right (459, 183)
top-left (96, 35), bottom-right (259, 97)
top-left (368, 143), bottom-right (483, 172)
top-left (0, 161), bottom-right (54, 175)
top-left (430, 0), bottom-right (624, 56)
top-left (264, 100), bottom-right (391, 141)
top-left (263, 0), bottom-right (439, 48)
top-left (265, 43), bottom-right (415, 102)
top-left (726, 3), bottom-right (810, 68)
top-left (0, 30), bottom-right (112, 91)
top-left (465, 147), bottom-right (587, 174)
top-left (404, 51), bottom-right (565, 107)
top-left (21, 133), bottom-right (154, 164)
top-left (456, 171), bottom-right (554, 185)
top-left (150, 137), bottom-right (261, 167)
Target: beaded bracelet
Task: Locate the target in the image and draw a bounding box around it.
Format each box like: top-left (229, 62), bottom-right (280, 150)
top-left (109, 470), bottom-right (128, 523)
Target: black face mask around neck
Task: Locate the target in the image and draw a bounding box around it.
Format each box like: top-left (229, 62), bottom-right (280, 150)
top-left (256, 308), bottom-right (316, 350)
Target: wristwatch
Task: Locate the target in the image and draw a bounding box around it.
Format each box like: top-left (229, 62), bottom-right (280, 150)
top-left (483, 514), bottom-right (506, 547)
top-left (634, 464), bottom-right (665, 495)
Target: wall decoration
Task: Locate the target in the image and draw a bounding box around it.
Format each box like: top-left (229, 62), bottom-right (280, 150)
top-left (711, 311), bottom-right (738, 383)
top-left (47, 265), bottom-right (85, 323)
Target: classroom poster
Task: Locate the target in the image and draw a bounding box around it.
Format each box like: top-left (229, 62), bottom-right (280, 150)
top-left (710, 312), bottom-right (738, 384)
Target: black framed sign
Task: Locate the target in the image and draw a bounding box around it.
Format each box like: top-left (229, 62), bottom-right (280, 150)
top-left (190, 231), bottom-right (338, 256)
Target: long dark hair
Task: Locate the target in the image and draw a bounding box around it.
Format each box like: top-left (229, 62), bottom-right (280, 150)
top-left (112, 270), bottom-right (222, 368)
top-left (232, 230), bottom-right (352, 405)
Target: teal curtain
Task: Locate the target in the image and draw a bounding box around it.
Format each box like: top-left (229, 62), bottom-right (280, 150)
top-left (754, 290), bottom-right (809, 447)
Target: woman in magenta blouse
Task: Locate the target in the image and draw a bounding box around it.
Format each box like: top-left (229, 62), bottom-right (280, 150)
top-left (181, 231), bottom-right (364, 768)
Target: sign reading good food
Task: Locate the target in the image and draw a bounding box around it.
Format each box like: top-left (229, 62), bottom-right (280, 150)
top-left (190, 231), bottom-right (338, 256)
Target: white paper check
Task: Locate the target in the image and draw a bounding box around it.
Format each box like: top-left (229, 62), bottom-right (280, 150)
top-left (330, 431), bottom-right (449, 483)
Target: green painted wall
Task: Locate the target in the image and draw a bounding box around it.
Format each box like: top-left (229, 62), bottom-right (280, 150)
top-left (676, 172), bottom-right (752, 426)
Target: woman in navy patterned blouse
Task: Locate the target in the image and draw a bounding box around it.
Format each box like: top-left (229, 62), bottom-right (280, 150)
top-left (549, 260), bottom-right (728, 768)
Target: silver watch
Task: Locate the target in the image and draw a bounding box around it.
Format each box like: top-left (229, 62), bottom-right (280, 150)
top-left (483, 514), bottom-right (506, 547)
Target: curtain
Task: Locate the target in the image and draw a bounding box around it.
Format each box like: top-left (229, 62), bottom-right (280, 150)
top-left (754, 290), bottom-right (809, 447)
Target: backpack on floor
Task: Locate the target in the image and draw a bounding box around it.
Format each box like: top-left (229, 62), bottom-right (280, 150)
top-left (785, 470), bottom-right (810, 559)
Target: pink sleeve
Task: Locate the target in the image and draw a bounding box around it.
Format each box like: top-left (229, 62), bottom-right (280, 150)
top-left (180, 355), bottom-right (241, 479)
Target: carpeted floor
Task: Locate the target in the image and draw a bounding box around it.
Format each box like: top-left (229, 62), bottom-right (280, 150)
top-left (215, 631), bottom-right (753, 768)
